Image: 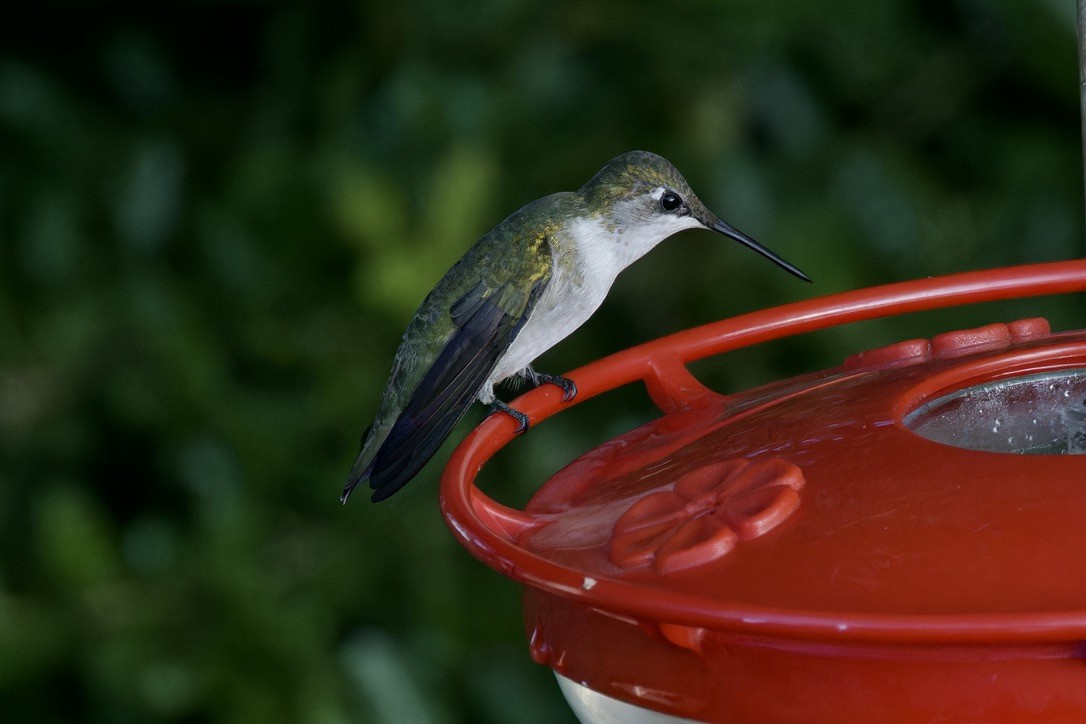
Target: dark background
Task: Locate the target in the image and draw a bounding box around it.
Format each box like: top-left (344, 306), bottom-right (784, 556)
top-left (2, 1), bottom-right (1083, 721)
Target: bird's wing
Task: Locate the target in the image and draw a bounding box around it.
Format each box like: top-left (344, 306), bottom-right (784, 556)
top-left (351, 245), bottom-right (553, 503)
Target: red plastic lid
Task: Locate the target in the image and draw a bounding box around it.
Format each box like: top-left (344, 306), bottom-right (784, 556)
top-left (439, 261), bottom-right (1086, 718)
top-left (517, 316), bottom-right (1086, 617)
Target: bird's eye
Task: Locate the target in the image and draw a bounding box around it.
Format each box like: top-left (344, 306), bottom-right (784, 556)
top-left (660, 191), bottom-right (682, 212)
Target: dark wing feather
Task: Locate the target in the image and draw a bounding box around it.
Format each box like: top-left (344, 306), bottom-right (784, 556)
top-left (365, 276), bottom-right (546, 502)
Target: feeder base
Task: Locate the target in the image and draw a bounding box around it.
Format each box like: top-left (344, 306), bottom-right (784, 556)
top-left (556, 675), bottom-right (702, 724)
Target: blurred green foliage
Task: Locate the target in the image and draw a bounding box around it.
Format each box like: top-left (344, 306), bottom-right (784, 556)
top-left (1, 1), bottom-right (1083, 721)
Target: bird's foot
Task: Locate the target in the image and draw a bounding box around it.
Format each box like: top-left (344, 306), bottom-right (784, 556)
top-left (525, 369), bottom-right (578, 402)
top-left (490, 400), bottom-right (530, 434)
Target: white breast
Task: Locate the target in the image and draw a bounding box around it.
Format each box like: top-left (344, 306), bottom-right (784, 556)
top-left (480, 212), bottom-right (699, 401)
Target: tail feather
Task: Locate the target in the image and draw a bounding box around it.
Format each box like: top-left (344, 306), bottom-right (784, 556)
top-left (342, 268), bottom-right (548, 504)
top-left (342, 303), bottom-right (502, 503)
top-left (340, 465), bottom-right (371, 504)
top-left (341, 399), bottom-right (473, 504)
top-left (367, 404), bottom-right (474, 502)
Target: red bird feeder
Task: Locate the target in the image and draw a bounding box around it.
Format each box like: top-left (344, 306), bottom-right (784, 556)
top-left (440, 261), bottom-right (1086, 723)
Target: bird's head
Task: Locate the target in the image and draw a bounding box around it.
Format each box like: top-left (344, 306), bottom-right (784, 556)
top-left (578, 150), bottom-right (809, 281)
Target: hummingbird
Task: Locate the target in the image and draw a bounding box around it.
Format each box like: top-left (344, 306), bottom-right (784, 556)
top-left (343, 150), bottom-right (809, 503)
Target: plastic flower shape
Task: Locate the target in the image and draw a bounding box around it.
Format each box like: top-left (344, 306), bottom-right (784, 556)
top-left (609, 457), bottom-right (804, 574)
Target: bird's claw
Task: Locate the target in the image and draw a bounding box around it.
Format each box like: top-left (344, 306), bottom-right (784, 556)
top-left (490, 400), bottom-right (530, 434)
top-left (532, 372), bottom-right (578, 402)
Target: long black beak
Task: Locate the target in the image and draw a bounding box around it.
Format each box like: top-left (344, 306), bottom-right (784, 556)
top-left (709, 217), bottom-right (811, 282)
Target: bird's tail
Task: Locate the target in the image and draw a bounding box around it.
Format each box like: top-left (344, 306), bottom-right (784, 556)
top-left (342, 423), bottom-right (375, 504)
top-left (342, 399), bottom-right (472, 504)
top-left (341, 461), bottom-right (372, 504)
